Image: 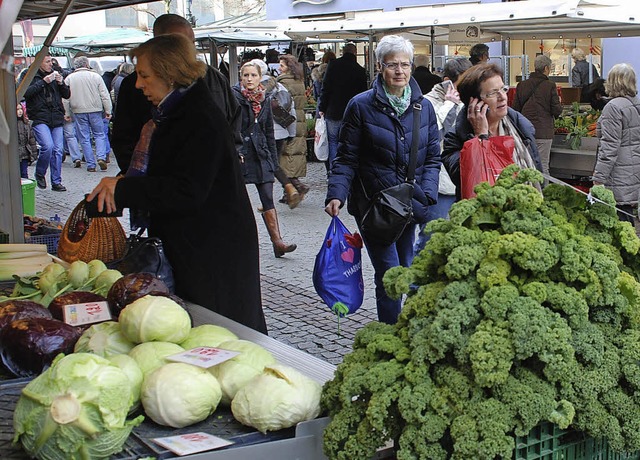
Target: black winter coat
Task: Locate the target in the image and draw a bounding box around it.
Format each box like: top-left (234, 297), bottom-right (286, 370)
top-left (318, 53), bottom-right (368, 121)
top-left (442, 107), bottom-right (543, 201)
top-left (23, 69), bottom-right (70, 128)
top-left (114, 79), bottom-right (266, 334)
top-left (326, 74), bottom-right (441, 225)
top-left (112, 66), bottom-right (240, 175)
top-left (233, 85), bottom-right (279, 184)
top-left (412, 66), bottom-right (442, 95)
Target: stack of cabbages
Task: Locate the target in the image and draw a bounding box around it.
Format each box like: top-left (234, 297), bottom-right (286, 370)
top-left (322, 166), bottom-right (640, 460)
top-left (13, 276), bottom-right (321, 460)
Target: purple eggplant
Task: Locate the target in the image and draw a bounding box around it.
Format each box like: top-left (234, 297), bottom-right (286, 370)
top-left (106, 273), bottom-right (169, 318)
top-left (0, 317), bottom-right (81, 377)
top-left (0, 299), bottom-right (52, 331)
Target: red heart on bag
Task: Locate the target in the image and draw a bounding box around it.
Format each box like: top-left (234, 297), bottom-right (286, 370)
top-left (341, 248), bottom-right (354, 263)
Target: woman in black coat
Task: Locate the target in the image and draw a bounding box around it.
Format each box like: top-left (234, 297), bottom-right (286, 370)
top-left (233, 61), bottom-right (296, 258)
top-left (88, 34), bottom-right (267, 334)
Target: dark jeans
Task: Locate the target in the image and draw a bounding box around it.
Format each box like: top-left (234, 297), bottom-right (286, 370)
top-left (361, 223), bottom-right (416, 324)
top-left (20, 160), bottom-right (29, 179)
top-left (617, 204), bottom-right (637, 225)
top-left (414, 194), bottom-right (457, 254)
top-left (325, 118), bottom-right (341, 172)
top-left (255, 182), bottom-right (275, 211)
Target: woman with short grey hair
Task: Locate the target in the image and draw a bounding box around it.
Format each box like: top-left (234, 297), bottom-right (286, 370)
top-left (325, 34), bottom-right (441, 324)
top-left (593, 63), bottom-right (640, 223)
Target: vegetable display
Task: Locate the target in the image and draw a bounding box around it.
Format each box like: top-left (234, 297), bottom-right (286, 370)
top-left (209, 339), bottom-right (277, 404)
top-left (141, 362), bottom-right (222, 428)
top-left (13, 353), bottom-right (144, 460)
top-left (321, 166), bottom-right (640, 459)
top-left (0, 317), bottom-right (82, 377)
top-left (118, 294), bottom-right (192, 343)
top-left (0, 244), bottom-right (52, 281)
top-left (232, 364), bottom-right (322, 433)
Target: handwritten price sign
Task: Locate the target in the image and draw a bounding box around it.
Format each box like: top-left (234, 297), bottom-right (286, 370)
top-left (167, 347), bottom-right (240, 368)
top-left (152, 432), bottom-right (233, 456)
top-left (63, 301), bottom-right (111, 326)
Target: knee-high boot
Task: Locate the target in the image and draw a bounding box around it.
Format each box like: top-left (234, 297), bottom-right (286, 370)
top-left (290, 177), bottom-right (310, 196)
top-left (262, 209), bottom-right (297, 258)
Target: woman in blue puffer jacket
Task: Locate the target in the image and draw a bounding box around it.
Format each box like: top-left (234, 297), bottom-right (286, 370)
top-left (325, 35), bottom-right (441, 324)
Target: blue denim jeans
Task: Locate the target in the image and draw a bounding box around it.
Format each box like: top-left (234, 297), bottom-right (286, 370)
top-left (325, 118), bottom-right (341, 172)
top-left (63, 118), bottom-right (82, 162)
top-left (33, 124), bottom-right (64, 185)
top-left (362, 223), bottom-right (416, 324)
top-left (75, 111), bottom-right (107, 168)
top-left (414, 194), bottom-right (457, 254)
top-left (103, 117), bottom-right (111, 156)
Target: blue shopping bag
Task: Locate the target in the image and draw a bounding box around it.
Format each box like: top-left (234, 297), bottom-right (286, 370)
top-left (313, 216), bottom-right (364, 321)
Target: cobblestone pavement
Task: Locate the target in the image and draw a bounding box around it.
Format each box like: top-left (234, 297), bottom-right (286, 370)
top-left (27, 156), bottom-right (378, 365)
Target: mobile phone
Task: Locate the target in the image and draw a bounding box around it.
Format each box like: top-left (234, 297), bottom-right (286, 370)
top-left (442, 80), bottom-right (454, 91)
top-left (84, 195), bottom-right (122, 218)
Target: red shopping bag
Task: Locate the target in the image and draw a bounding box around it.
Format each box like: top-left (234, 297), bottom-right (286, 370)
top-left (460, 136), bottom-right (515, 199)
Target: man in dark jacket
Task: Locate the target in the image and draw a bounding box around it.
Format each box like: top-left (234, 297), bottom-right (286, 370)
top-left (24, 54), bottom-right (70, 191)
top-left (512, 54), bottom-right (563, 180)
top-left (412, 54), bottom-right (442, 94)
top-left (317, 43), bottom-right (368, 169)
top-left (111, 14), bottom-right (240, 175)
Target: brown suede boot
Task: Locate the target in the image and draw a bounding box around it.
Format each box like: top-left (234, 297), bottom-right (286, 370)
top-left (290, 177), bottom-right (310, 197)
top-left (284, 183), bottom-right (302, 209)
top-left (262, 209), bottom-right (297, 258)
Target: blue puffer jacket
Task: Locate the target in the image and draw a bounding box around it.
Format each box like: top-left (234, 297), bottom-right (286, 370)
top-left (326, 74), bottom-right (441, 225)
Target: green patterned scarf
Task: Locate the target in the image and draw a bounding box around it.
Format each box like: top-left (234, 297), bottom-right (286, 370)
top-left (383, 83), bottom-right (411, 116)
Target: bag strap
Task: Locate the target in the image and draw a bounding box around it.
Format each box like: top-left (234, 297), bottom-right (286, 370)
top-left (358, 103), bottom-right (422, 199)
top-left (406, 102), bottom-right (422, 183)
top-left (517, 77), bottom-right (545, 110)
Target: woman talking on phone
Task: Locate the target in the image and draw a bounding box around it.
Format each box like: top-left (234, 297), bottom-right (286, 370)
top-left (442, 63), bottom-right (543, 200)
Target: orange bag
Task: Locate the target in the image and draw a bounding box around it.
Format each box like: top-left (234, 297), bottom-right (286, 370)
top-left (459, 135), bottom-right (515, 199)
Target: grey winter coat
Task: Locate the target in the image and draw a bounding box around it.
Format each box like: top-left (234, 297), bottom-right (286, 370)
top-left (593, 95), bottom-right (640, 205)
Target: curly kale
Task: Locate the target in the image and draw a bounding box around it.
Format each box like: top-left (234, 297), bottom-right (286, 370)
top-left (322, 167), bottom-right (640, 460)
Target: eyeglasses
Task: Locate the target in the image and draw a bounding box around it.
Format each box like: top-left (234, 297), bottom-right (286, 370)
top-left (381, 61), bottom-right (412, 71)
top-left (482, 85), bottom-right (509, 99)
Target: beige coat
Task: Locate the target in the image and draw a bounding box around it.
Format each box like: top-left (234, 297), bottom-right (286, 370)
top-left (276, 73), bottom-right (307, 178)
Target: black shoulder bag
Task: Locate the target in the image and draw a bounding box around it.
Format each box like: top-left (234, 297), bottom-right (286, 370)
top-left (359, 103), bottom-right (421, 246)
top-left (106, 228), bottom-right (175, 292)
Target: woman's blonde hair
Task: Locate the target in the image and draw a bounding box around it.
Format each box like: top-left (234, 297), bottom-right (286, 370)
top-left (130, 34), bottom-right (206, 88)
top-left (605, 63), bottom-right (637, 98)
top-left (241, 61), bottom-right (262, 77)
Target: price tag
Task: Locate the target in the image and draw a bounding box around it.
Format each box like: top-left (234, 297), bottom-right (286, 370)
top-left (152, 432), bottom-right (233, 456)
top-left (167, 347), bottom-right (240, 368)
top-left (63, 301), bottom-right (111, 326)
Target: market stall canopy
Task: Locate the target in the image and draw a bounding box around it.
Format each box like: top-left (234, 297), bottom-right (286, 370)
top-left (194, 12), bottom-right (291, 45)
top-left (279, 0), bottom-right (640, 43)
top-left (17, 0), bottom-right (153, 21)
top-left (22, 29), bottom-right (151, 57)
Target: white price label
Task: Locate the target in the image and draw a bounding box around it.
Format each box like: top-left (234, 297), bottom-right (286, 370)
top-left (152, 432), bottom-right (233, 456)
top-left (167, 347), bottom-right (240, 368)
top-left (63, 301), bottom-right (111, 326)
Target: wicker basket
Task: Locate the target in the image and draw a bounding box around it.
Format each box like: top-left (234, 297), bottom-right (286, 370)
top-left (57, 200), bottom-right (127, 264)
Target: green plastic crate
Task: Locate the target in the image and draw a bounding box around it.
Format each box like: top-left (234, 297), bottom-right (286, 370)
top-left (21, 178), bottom-right (36, 216)
top-left (514, 422), bottom-right (639, 460)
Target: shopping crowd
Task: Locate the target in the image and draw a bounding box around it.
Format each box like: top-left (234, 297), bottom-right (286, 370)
top-left (16, 14), bottom-right (640, 334)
